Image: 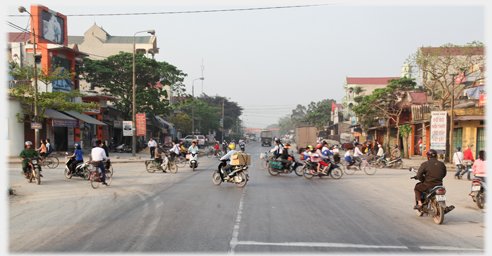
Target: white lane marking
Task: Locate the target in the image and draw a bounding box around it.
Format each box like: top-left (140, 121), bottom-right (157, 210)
top-left (228, 187), bottom-right (247, 255)
top-left (233, 241), bottom-right (482, 251)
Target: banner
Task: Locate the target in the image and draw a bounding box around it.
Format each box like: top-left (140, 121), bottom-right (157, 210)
top-left (430, 111), bottom-right (447, 154)
top-left (123, 121), bottom-right (133, 136)
top-left (52, 119), bottom-right (78, 127)
top-left (333, 107), bottom-right (339, 124)
top-left (479, 94), bottom-right (486, 106)
top-left (136, 114), bottom-right (146, 136)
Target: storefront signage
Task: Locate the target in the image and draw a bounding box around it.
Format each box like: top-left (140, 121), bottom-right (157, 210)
top-left (31, 122), bottom-right (42, 129)
top-left (479, 94), bottom-right (486, 106)
top-left (123, 121), bottom-right (133, 136)
top-left (430, 111), bottom-right (447, 154)
top-left (114, 121), bottom-right (122, 128)
top-left (136, 114), bottom-right (146, 136)
top-left (52, 119), bottom-right (78, 127)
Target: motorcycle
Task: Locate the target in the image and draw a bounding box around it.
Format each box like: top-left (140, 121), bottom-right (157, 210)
top-left (410, 168), bottom-right (455, 224)
top-left (145, 153), bottom-right (178, 173)
top-left (109, 141), bottom-right (118, 152)
top-left (240, 143), bottom-right (245, 152)
top-left (187, 152), bottom-right (199, 171)
top-left (212, 159), bottom-right (249, 187)
top-left (64, 153), bottom-right (91, 180)
top-left (470, 177), bottom-right (486, 209)
top-left (267, 155), bottom-right (303, 176)
top-left (116, 143), bottom-right (127, 153)
top-left (376, 153), bottom-right (403, 169)
top-left (301, 157), bottom-right (343, 179)
top-left (21, 155), bottom-right (41, 185)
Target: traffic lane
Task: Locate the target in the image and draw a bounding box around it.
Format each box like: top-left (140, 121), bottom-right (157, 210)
top-left (234, 164), bottom-right (483, 253)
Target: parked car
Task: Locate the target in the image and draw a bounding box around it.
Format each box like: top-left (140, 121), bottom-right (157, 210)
top-left (341, 143), bottom-right (355, 150)
top-left (180, 135), bottom-right (206, 146)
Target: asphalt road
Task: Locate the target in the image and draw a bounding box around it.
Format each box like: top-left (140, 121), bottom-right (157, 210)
top-left (8, 141), bottom-right (485, 253)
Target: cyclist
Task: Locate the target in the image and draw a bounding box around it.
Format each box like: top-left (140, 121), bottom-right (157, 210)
top-left (20, 141), bottom-right (40, 178)
top-left (155, 144), bottom-right (166, 172)
top-left (91, 140), bottom-right (109, 186)
top-left (180, 142), bottom-right (187, 157)
top-left (169, 141), bottom-right (180, 161)
top-left (213, 141), bottom-right (221, 155)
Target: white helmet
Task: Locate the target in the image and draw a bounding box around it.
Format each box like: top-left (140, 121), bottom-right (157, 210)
top-left (25, 141), bottom-right (32, 146)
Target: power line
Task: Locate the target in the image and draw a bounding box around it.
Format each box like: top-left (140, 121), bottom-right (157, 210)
top-left (8, 4), bottom-right (334, 17)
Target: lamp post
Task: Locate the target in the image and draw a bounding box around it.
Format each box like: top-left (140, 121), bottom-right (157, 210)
top-left (191, 77), bottom-right (204, 138)
top-left (19, 6), bottom-right (39, 149)
top-left (133, 29), bottom-right (155, 156)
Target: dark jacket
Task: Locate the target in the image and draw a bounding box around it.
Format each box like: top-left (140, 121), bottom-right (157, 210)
top-left (417, 158), bottom-right (447, 187)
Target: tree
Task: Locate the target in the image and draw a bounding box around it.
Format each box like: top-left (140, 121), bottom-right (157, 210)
top-left (302, 99), bottom-right (335, 130)
top-left (180, 99), bottom-right (221, 134)
top-left (407, 41), bottom-right (484, 110)
top-left (352, 77), bottom-right (416, 154)
top-left (197, 94), bottom-right (243, 132)
top-left (80, 52), bottom-right (188, 120)
top-left (399, 125), bottom-right (413, 158)
top-left (168, 113), bottom-right (192, 135)
top-left (8, 61), bottom-right (97, 123)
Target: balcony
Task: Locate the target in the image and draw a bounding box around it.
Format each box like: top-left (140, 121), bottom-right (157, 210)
top-left (8, 80), bottom-right (31, 88)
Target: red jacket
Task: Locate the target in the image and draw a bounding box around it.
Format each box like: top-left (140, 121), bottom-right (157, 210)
top-left (464, 149), bottom-right (475, 162)
top-left (213, 144), bottom-right (220, 150)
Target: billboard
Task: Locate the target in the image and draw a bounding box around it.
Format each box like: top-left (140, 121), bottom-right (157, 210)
top-left (123, 121), bottom-right (132, 136)
top-left (430, 111), bottom-right (447, 154)
top-left (41, 10), bottom-right (64, 44)
top-left (136, 114), bottom-right (146, 136)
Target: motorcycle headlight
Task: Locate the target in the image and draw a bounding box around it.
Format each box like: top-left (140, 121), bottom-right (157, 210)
top-left (31, 160), bottom-right (38, 164)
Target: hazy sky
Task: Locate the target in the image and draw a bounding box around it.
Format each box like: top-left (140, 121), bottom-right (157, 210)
top-left (3, 0), bottom-right (487, 129)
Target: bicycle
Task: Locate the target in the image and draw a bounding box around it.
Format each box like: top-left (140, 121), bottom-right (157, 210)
top-left (174, 154), bottom-right (187, 168)
top-left (342, 156), bottom-right (377, 175)
top-left (256, 152), bottom-right (273, 170)
top-left (39, 154), bottom-right (59, 169)
top-left (90, 163), bottom-right (112, 189)
top-left (207, 148), bottom-right (223, 158)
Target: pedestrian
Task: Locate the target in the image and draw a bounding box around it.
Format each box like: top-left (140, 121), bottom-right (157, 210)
top-left (469, 150), bottom-right (485, 196)
top-left (453, 147), bottom-right (464, 179)
top-left (148, 137), bottom-right (157, 159)
top-left (461, 144), bottom-right (475, 180)
top-left (418, 138), bottom-right (423, 156)
top-left (92, 136), bottom-right (98, 147)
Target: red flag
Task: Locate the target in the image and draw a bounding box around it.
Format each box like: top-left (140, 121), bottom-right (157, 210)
top-left (332, 102), bottom-right (337, 112)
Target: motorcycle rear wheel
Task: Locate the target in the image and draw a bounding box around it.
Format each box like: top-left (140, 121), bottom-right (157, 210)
top-left (212, 171), bottom-right (222, 186)
top-left (268, 166), bottom-right (279, 176)
top-left (146, 162), bottom-right (156, 173)
top-left (330, 167), bottom-right (343, 179)
top-left (394, 162), bottom-right (403, 169)
top-left (432, 199), bottom-right (444, 225)
top-left (35, 167), bottom-right (41, 185)
top-left (64, 167), bottom-right (73, 179)
top-left (83, 168), bottom-right (91, 180)
top-left (344, 165), bottom-right (355, 175)
top-left (476, 191), bottom-right (485, 209)
top-left (302, 167), bottom-right (313, 179)
top-left (236, 172), bottom-right (247, 187)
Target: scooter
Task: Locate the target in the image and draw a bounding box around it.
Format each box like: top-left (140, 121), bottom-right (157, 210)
top-left (187, 152), bottom-right (198, 171)
top-left (213, 159), bottom-right (249, 187)
top-left (376, 153), bottom-right (403, 169)
top-left (301, 157), bottom-right (343, 179)
top-left (64, 153), bottom-right (91, 180)
top-left (240, 143), bottom-right (245, 152)
top-left (267, 155), bottom-right (303, 176)
top-left (470, 177), bottom-right (486, 209)
top-left (410, 168), bottom-right (455, 224)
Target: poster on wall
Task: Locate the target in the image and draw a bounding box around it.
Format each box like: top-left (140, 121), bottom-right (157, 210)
top-left (164, 136), bottom-right (172, 147)
top-left (430, 111), bottom-right (447, 155)
top-left (136, 114), bottom-right (146, 136)
top-left (123, 121), bottom-right (133, 136)
top-left (67, 127), bottom-right (74, 148)
top-left (41, 10), bottom-right (64, 44)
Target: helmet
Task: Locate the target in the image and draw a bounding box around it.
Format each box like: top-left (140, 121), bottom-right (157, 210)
top-left (275, 138), bottom-right (280, 143)
top-left (307, 145), bottom-right (313, 150)
top-left (426, 149), bottom-right (437, 158)
top-left (456, 146), bottom-right (461, 151)
top-left (316, 144), bottom-right (322, 149)
top-left (224, 140), bottom-right (226, 142)
top-left (180, 141), bottom-right (184, 145)
top-left (25, 141), bottom-right (32, 146)
top-left (75, 143), bottom-right (80, 148)
top-left (229, 144), bottom-right (236, 150)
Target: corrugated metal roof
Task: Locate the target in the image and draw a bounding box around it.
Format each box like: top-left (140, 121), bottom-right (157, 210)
top-left (347, 77), bottom-right (400, 85)
top-left (106, 36), bottom-right (152, 44)
top-left (67, 36), bottom-right (84, 44)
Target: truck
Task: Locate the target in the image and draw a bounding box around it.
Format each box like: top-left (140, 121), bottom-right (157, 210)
top-left (260, 130), bottom-right (273, 147)
top-left (295, 126), bottom-right (317, 154)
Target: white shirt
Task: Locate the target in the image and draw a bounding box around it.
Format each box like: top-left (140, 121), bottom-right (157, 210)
top-left (353, 147), bottom-right (363, 157)
top-left (170, 144), bottom-right (180, 155)
top-left (148, 140), bottom-right (157, 147)
top-left (453, 151), bottom-right (464, 165)
top-left (271, 144), bottom-right (283, 155)
top-left (377, 147), bottom-right (384, 157)
top-left (91, 146), bottom-right (108, 161)
top-left (344, 151), bottom-right (351, 158)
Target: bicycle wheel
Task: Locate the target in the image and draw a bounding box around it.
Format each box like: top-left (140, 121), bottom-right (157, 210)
top-left (90, 172), bottom-right (100, 189)
top-left (256, 158), bottom-right (267, 170)
top-left (363, 164), bottom-right (377, 175)
top-left (49, 156), bottom-right (59, 168)
top-left (108, 166), bottom-right (114, 176)
top-left (105, 171), bottom-right (112, 186)
top-left (344, 164), bottom-right (355, 175)
top-left (45, 157), bottom-right (55, 169)
top-left (176, 157), bottom-right (186, 168)
top-left (168, 162), bottom-right (178, 173)
top-left (35, 167), bottom-right (41, 185)
top-left (146, 161), bottom-right (156, 173)
top-left (302, 166), bottom-right (313, 179)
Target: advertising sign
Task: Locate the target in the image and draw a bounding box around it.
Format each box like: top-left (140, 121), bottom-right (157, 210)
top-left (41, 10), bottom-right (64, 44)
top-left (114, 121), bottom-right (122, 128)
top-left (53, 119), bottom-right (78, 127)
top-left (351, 114), bottom-right (356, 125)
top-left (430, 111), bottom-right (447, 154)
top-left (164, 136), bottom-right (172, 147)
top-left (31, 122), bottom-right (42, 129)
top-left (136, 114), bottom-right (146, 136)
top-left (123, 121), bottom-right (133, 136)
top-left (479, 94), bottom-right (486, 106)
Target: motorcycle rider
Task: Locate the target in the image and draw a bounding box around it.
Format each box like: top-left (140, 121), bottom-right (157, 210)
top-left (67, 143), bottom-right (84, 174)
top-left (219, 144), bottom-right (238, 180)
top-left (469, 150), bottom-right (485, 197)
top-left (187, 141), bottom-right (199, 163)
top-left (20, 141), bottom-right (40, 178)
top-left (180, 142), bottom-right (187, 157)
top-left (413, 149), bottom-right (447, 209)
top-left (239, 140), bottom-right (246, 151)
top-left (344, 148), bottom-right (356, 167)
top-left (315, 144), bottom-right (330, 175)
top-left (391, 145), bottom-right (401, 160)
top-left (302, 145), bottom-right (312, 161)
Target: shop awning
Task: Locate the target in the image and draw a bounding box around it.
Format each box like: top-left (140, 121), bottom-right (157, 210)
top-left (62, 110), bottom-right (106, 125)
top-left (154, 115), bottom-right (174, 129)
top-left (43, 109), bottom-right (76, 120)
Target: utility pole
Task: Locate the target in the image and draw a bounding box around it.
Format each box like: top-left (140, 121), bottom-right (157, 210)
top-left (221, 99), bottom-right (225, 142)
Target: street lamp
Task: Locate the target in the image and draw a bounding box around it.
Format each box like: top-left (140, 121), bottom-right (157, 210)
top-left (191, 77), bottom-right (204, 137)
top-left (19, 6), bottom-right (39, 149)
top-left (133, 29), bottom-right (155, 156)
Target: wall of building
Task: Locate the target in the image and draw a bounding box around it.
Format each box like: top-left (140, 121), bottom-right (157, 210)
top-left (7, 99), bottom-right (26, 157)
top-left (456, 120), bottom-right (483, 159)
